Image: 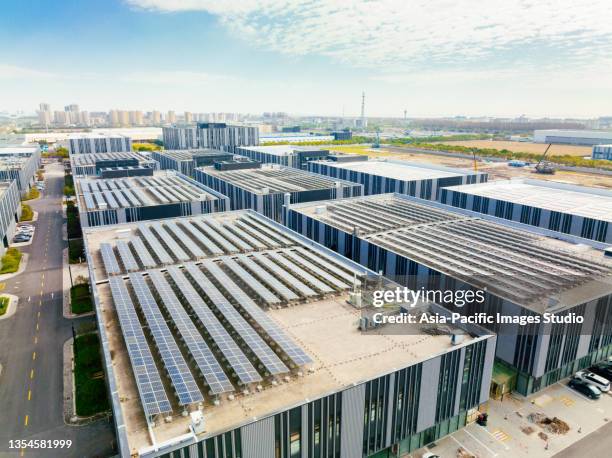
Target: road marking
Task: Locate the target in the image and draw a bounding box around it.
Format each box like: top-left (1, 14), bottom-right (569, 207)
top-left (491, 428), bottom-right (511, 442)
top-left (24, 415), bottom-right (28, 426)
top-left (51, 292), bottom-right (54, 299)
top-left (464, 427), bottom-right (499, 457)
top-left (30, 369), bottom-right (34, 379)
top-left (32, 352), bottom-right (36, 361)
top-left (40, 289), bottom-right (43, 296)
top-left (37, 311), bottom-right (40, 318)
top-left (450, 433), bottom-right (480, 458)
top-left (0, 282), bottom-right (5, 291)
top-left (33, 336), bottom-right (37, 344)
top-left (27, 296), bottom-right (30, 302)
top-left (557, 382), bottom-right (595, 403)
top-left (28, 390), bottom-right (31, 401)
top-left (20, 448), bottom-right (24, 456)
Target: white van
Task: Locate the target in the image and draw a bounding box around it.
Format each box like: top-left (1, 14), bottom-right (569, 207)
top-left (575, 370), bottom-right (611, 393)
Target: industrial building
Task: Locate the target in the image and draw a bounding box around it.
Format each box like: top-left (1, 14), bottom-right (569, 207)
top-left (83, 210), bottom-right (495, 457)
top-left (534, 129), bottom-right (612, 146)
top-left (308, 158), bottom-right (487, 200)
top-left (66, 133), bottom-right (133, 154)
top-left (151, 149), bottom-right (234, 177)
top-left (0, 180), bottom-right (23, 255)
top-left (162, 126), bottom-right (199, 150)
top-left (75, 172), bottom-right (228, 228)
top-left (234, 145), bottom-right (332, 169)
top-left (592, 144), bottom-right (612, 161)
top-left (440, 179), bottom-right (612, 244)
top-left (259, 133), bottom-right (335, 144)
top-left (0, 147), bottom-right (42, 194)
top-left (70, 151), bottom-right (158, 177)
top-left (199, 123), bottom-right (259, 150)
top-left (285, 193), bottom-right (612, 395)
top-left (194, 164), bottom-right (363, 222)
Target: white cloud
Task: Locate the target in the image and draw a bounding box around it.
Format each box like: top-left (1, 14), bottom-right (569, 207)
top-left (125, 0), bottom-right (612, 68)
top-left (120, 70), bottom-right (240, 85)
top-left (0, 65), bottom-right (58, 80)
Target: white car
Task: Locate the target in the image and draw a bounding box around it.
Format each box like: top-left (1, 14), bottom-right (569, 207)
top-left (574, 370), bottom-right (610, 393)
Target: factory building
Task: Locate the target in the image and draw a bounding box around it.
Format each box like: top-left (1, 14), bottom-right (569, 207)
top-left (0, 180), bottom-right (23, 255)
top-left (440, 179), bottom-right (612, 244)
top-left (0, 147), bottom-right (42, 194)
top-left (162, 126), bottom-right (199, 150)
top-left (534, 129), bottom-right (612, 146)
top-left (83, 210), bottom-right (495, 457)
top-left (75, 172), bottom-right (228, 228)
top-left (70, 151), bottom-right (158, 177)
top-left (66, 133), bottom-right (132, 154)
top-left (592, 144), bottom-right (612, 161)
top-left (194, 164), bottom-right (363, 222)
top-left (198, 123), bottom-right (259, 151)
top-left (234, 145), bottom-right (332, 169)
top-left (307, 158), bottom-right (487, 200)
top-left (151, 149), bottom-right (234, 177)
top-left (285, 193), bottom-right (612, 395)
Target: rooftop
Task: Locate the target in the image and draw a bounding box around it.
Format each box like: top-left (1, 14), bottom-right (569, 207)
top-left (310, 158), bottom-right (481, 180)
top-left (444, 179), bottom-right (612, 223)
top-left (84, 211), bottom-right (479, 454)
top-left (71, 151), bottom-right (154, 166)
top-left (198, 164), bottom-right (358, 194)
top-left (76, 172), bottom-right (220, 210)
top-left (155, 149), bottom-right (232, 161)
top-left (0, 146), bottom-right (39, 156)
top-left (290, 194), bottom-right (612, 312)
top-left (235, 145), bottom-right (326, 156)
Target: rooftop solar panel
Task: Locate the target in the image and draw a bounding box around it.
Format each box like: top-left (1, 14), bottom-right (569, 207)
top-left (147, 270), bottom-right (234, 395)
top-left (295, 247), bottom-right (361, 287)
top-left (122, 188), bottom-right (140, 206)
top-left (84, 193), bottom-right (96, 210)
top-left (240, 215), bottom-right (294, 245)
top-left (237, 255), bottom-right (299, 301)
top-left (116, 240), bottom-right (139, 272)
top-left (128, 273), bottom-right (203, 406)
top-left (138, 224), bottom-right (174, 265)
top-left (267, 252), bottom-right (335, 293)
top-left (223, 223), bottom-right (267, 250)
top-left (192, 220), bottom-right (238, 253)
top-left (166, 266), bottom-right (262, 385)
top-left (179, 221), bottom-right (224, 256)
top-left (150, 222), bottom-right (190, 262)
top-left (202, 260), bottom-right (312, 367)
top-left (102, 190), bottom-right (119, 209)
top-left (206, 220), bottom-right (252, 251)
top-left (185, 262), bottom-right (288, 376)
top-left (130, 237), bottom-right (158, 268)
top-left (100, 243), bottom-right (121, 275)
top-left (164, 221), bottom-right (206, 258)
top-left (108, 276), bottom-right (172, 418)
top-left (251, 252), bottom-right (317, 297)
top-left (113, 190), bottom-right (130, 207)
top-left (233, 220), bottom-right (279, 248)
top-left (220, 256), bottom-right (280, 304)
top-left (282, 249), bottom-right (350, 290)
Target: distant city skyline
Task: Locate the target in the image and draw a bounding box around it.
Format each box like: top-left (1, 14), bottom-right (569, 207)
top-left (1, 0), bottom-right (611, 118)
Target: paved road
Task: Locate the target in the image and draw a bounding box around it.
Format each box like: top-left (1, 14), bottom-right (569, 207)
top-left (0, 162), bottom-right (115, 457)
top-left (554, 419), bottom-right (612, 457)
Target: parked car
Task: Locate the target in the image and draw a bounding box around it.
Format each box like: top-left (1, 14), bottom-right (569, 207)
top-left (17, 226), bottom-right (34, 233)
top-left (574, 370), bottom-right (610, 392)
top-left (18, 224), bottom-right (34, 230)
top-left (13, 235), bottom-right (30, 243)
top-left (589, 364), bottom-right (612, 382)
top-left (568, 378), bottom-right (601, 399)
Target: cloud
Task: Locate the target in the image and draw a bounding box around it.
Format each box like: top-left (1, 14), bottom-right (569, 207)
top-left (120, 70), bottom-right (240, 85)
top-left (0, 65), bottom-right (58, 80)
top-left (125, 0), bottom-right (612, 69)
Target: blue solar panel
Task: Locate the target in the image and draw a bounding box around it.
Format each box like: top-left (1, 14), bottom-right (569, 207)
top-left (150, 222), bottom-right (190, 262)
top-left (116, 240), bottom-right (139, 272)
top-left (100, 243), bottom-right (121, 275)
top-left (138, 224), bottom-right (173, 265)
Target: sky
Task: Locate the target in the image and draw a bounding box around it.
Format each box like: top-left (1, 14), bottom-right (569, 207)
top-left (0, 0), bottom-right (611, 118)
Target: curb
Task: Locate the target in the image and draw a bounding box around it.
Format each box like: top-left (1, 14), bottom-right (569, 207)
top-left (0, 252), bottom-right (29, 282)
top-left (0, 293), bottom-right (19, 320)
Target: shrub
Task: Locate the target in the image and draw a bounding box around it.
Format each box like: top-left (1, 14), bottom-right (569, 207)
top-left (71, 282), bottom-right (93, 314)
top-left (69, 238), bottom-right (84, 264)
top-left (74, 333), bottom-right (109, 416)
top-left (23, 187), bottom-right (40, 201)
top-left (0, 248), bottom-right (22, 274)
top-left (21, 204), bottom-right (33, 221)
top-left (0, 296), bottom-right (9, 316)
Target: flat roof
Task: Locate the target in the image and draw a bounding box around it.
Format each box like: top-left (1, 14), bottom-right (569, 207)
top-left (290, 194), bottom-right (612, 312)
top-left (310, 158), bottom-right (479, 180)
top-left (76, 172), bottom-right (220, 210)
top-left (236, 145), bottom-right (326, 156)
top-left (444, 179), bottom-right (612, 223)
top-left (156, 149), bottom-right (233, 161)
top-left (0, 147), bottom-right (39, 155)
top-left (198, 164), bottom-right (358, 194)
top-left (84, 211), bottom-right (479, 454)
top-left (71, 151), bottom-right (154, 166)
top-left (535, 129), bottom-right (612, 139)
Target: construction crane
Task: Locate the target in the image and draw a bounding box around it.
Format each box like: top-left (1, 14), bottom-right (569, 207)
top-left (372, 128), bottom-right (381, 148)
top-left (534, 143), bottom-right (556, 174)
top-left (472, 151), bottom-right (478, 172)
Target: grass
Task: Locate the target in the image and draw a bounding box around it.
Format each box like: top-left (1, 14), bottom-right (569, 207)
top-left (66, 201), bottom-right (82, 239)
top-left (74, 333), bottom-right (109, 416)
top-left (0, 248), bottom-right (22, 274)
top-left (71, 283), bottom-right (93, 314)
top-left (21, 204), bottom-right (33, 221)
top-left (68, 238), bottom-right (84, 264)
top-left (0, 296), bottom-right (9, 316)
top-left (22, 187), bottom-right (40, 201)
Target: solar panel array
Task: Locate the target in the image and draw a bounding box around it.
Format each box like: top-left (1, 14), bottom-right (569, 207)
top-left (100, 243), bottom-right (121, 275)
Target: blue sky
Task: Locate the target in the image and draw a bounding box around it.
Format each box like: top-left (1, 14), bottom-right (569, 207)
top-left (1, 0), bottom-right (611, 117)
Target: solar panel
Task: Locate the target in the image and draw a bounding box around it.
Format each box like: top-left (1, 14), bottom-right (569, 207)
top-left (251, 252), bottom-right (317, 297)
top-left (220, 256), bottom-right (280, 304)
top-left (223, 223), bottom-right (267, 250)
top-left (240, 214), bottom-right (294, 245)
top-left (84, 193), bottom-right (96, 210)
top-left (113, 190), bottom-right (130, 207)
top-left (206, 220), bottom-right (252, 251)
top-left (129, 236), bottom-right (158, 268)
top-left (116, 240), bottom-right (139, 272)
top-left (100, 243), bottom-right (121, 275)
top-left (80, 181), bottom-right (91, 193)
top-left (165, 266), bottom-right (262, 386)
top-left (93, 192), bottom-right (107, 208)
top-left (132, 187), bottom-right (153, 206)
top-left (138, 224), bottom-right (174, 265)
top-left (179, 221), bottom-right (224, 256)
top-left (282, 249), bottom-right (350, 290)
top-left (108, 276), bottom-right (172, 418)
top-left (148, 186), bottom-right (170, 204)
top-left (102, 190), bottom-right (119, 209)
top-left (147, 270), bottom-right (234, 395)
top-left (192, 220), bottom-right (238, 253)
top-left (202, 260), bottom-right (312, 367)
top-left (234, 220), bottom-right (280, 248)
top-left (296, 247), bottom-right (361, 287)
top-left (237, 255), bottom-right (298, 301)
top-left (128, 273), bottom-right (203, 406)
top-left (267, 251), bottom-right (334, 293)
top-left (150, 222), bottom-right (190, 262)
top-left (164, 221), bottom-right (206, 258)
top-left (122, 188), bottom-right (140, 207)
top-left (185, 262), bottom-right (288, 376)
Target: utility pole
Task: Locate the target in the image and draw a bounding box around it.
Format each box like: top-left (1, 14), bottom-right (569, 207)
top-left (360, 92), bottom-right (365, 128)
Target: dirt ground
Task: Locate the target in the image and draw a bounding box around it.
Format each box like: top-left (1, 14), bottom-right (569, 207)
top-left (327, 145), bottom-right (612, 189)
top-left (431, 140), bottom-right (592, 157)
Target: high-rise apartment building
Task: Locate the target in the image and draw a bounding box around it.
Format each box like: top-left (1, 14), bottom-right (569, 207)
top-left (129, 110), bottom-right (143, 126)
top-left (166, 110), bottom-right (176, 124)
top-left (37, 103), bottom-right (52, 127)
top-left (151, 110), bottom-right (161, 124)
top-left (184, 111), bottom-right (193, 124)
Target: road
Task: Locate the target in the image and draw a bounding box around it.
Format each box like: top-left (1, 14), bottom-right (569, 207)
top-left (0, 161), bottom-right (115, 457)
top-left (554, 419), bottom-right (612, 458)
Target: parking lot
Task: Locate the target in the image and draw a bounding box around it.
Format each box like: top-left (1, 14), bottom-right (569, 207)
top-left (413, 376), bottom-right (612, 458)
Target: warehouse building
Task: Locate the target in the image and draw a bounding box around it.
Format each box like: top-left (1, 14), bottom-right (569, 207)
top-left (0, 147), bottom-right (42, 194)
top-left (83, 210), bottom-right (495, 457)
top-left (151, 149), bottom-right (234, 177)
top-left (195, 164), bottom-right (363, 222)
top-left (0, 180), bottom-right (23, 255)
top-left (99, 166), bottom-right (154, 179)
top-left (70, 151), bottom-right (158, 177)
top-left (285, 193), bottom-right (612, 395)
top-left (592, 144), bottom-right (612, 161)
top-left (308, 158), bottom-right (487, 200)
top-left (440, 179), bottom-right (612, 244)
top-left (75, 172), bottom-right (228, 228)
top-left (66, 133), bottom-right (132, 154)
top-left (198, 123), bottom-right (259, 150)
top-left (534, 129), bottom-right (612, 146)
top-left (162, 126), bottom-right (199, 150)
top-left (234, 145), bottom-right (331, 169)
